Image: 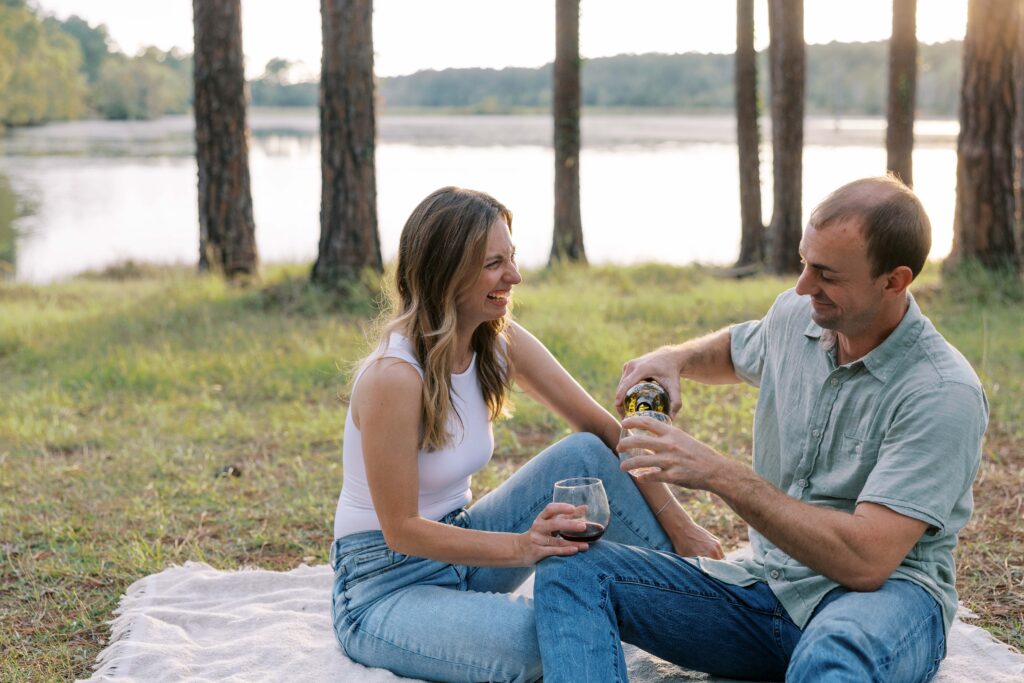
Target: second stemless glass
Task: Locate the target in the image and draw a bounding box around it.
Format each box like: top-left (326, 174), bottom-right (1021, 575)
top-left (551, 477), bottom-right (611, 542)
top-left (620, 410), bottom-right (671, 477)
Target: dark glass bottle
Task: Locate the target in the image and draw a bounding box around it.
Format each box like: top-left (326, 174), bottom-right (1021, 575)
top-left (624, 381), bottom-right (669, 417)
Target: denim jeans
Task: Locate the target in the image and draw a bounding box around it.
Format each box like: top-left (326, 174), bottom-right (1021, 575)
top-left (330, 432), bottom-right (674, 683)
top-left (534, 540), bottom-right (946, 682)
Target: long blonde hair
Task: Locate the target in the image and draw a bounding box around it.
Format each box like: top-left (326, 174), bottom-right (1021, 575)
top-left (371, 187), bottom-right (515, 451)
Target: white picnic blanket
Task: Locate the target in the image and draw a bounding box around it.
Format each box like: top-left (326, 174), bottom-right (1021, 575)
top-left (82, 561), bottom-right (1024, 682)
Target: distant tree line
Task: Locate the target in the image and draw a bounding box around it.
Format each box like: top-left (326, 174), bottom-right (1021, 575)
top-left (1, 0), bottom-right (966, 128)
top-left (380, 42), bottom-right (963, 117)
top-left (251, 40), bottom-right (963, 116)
top-left (0, 0), bottom-right (190, 126)
top-left (248, 59), bottom-right (318, 108)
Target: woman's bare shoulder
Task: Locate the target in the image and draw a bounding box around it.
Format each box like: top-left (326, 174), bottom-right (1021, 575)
top-left (350, 357), bottom-right (423, 427)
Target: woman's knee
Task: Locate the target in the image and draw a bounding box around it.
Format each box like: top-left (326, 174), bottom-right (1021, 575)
top-left (550, 431), bottom-right (618, 473)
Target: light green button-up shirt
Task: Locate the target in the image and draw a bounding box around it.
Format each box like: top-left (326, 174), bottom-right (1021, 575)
top-left (697, 289), bottom-right (987, 634)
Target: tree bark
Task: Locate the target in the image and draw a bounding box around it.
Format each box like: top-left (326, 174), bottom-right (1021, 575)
top-left (1015, 0), bottom-right (1024, 268)
top-left (550, 0), bottom-right (587, 265)
top-left (886, 0), bottom-right (917, 187)
top-left (767, 0), bottom-right (805, 275)
top-left (192, 0), bottom-right (258, 278)
top-left (313, 0), bottom-right (381, 286)
top-left (735, 0), bottom-right (764, 267)
top-left (949, 0), bottom-right (1022, 273)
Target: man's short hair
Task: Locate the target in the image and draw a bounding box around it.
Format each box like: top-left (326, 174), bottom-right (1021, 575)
top-left (809, 175), bottom-right (932, 279)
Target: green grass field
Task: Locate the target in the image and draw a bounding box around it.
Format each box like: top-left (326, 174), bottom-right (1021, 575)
top-left (1, 262), bottom-right (1021, 680)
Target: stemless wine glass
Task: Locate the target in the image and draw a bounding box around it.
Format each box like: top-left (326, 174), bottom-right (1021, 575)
top-left (551, 477), bottom-right (611, 542)
top-left (620, 410), bottom-right (671, 477)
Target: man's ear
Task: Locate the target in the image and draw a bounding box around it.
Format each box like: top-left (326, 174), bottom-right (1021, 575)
top-left (883, 266), bottom-right (914, 296)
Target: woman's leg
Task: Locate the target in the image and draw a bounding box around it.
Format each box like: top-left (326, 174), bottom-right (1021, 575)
top-left (332, 533), bottom-right (542, 683)
top-left (465, 431), bottom-right (673, 593)
top-left (337, 582), bottom-right (543, 683)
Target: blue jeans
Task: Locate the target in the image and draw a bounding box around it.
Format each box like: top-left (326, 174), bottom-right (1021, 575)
top-left (534, 540), bottom-right (946, 682)
top-left (330, 433), bottom-right (674, 683)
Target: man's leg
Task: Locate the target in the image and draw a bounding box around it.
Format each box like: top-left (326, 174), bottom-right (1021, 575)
top-left (787, 579), bottom-right (946, 683)
top-left (535, 541), bottom-right (801, 683)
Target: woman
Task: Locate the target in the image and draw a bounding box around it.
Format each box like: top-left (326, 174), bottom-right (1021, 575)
top-left (331, 186), bottom-right (721, 682)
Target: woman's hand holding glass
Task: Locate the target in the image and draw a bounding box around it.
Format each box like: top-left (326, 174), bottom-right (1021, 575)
top-left (517, 502), bottom-right (592, 565)
top-left (551, 477), bottom-right (611, 543)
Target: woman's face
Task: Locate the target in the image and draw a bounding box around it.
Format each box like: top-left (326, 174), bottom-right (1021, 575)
top-left (455, 218), bottom-right (521, 329)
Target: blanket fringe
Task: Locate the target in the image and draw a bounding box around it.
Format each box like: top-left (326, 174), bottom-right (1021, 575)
top-left (89, 568), bottom-right (154, 677)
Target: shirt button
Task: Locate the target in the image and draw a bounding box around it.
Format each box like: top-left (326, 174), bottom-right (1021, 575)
top-left (770, 570), bottom-right (781, 579)
top-left (812, 429), bottom-right (820, 437)
top-left (797, 478), bottom-right (808, 488)
top-left (830, 378), bottom-right (839, 386)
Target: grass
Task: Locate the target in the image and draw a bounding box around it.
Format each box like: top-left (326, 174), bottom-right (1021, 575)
top-left (1, 262), bottom-right (1021, 679)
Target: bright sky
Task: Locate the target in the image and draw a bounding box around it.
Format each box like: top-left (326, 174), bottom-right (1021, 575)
top-left (34, 0), bottom-right (968, 80)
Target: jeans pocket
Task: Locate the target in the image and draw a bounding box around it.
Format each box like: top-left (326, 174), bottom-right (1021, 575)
top-left (342, 545), bottom-right (409, 588)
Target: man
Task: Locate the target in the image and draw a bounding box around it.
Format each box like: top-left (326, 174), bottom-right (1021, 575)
top-left (534, 176), bottom-right (988, 682)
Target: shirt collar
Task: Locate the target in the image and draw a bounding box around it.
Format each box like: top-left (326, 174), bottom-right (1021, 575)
top-left (802, 293), bottom-right (926, 382)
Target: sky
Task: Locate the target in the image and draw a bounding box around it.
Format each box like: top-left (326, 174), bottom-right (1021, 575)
top-left (33, 0), bottom-right (969, 80)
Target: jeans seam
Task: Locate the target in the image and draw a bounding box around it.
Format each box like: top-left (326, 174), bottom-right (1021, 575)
top-left (598, 575), bottom-right (626, 683)
top-left (772, 602), bottom-right (790, 655)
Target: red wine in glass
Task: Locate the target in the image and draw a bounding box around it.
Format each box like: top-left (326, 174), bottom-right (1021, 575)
top-left (552, 477), bottom-right (611, 543)
top-left (558, 522), bottom-right (606, 543)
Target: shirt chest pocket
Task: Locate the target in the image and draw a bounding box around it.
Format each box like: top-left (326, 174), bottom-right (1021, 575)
top-left (813, 432), bottom-right (882, 502)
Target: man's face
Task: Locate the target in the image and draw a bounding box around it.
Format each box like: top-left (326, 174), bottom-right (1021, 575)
top-left (794, 219), bottom-right (888, 338)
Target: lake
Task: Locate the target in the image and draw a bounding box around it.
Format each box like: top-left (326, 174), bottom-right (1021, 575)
top-left (0, 110), bottom-right (959, 283)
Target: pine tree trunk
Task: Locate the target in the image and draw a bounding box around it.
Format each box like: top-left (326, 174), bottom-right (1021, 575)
top-left (735, 0), bottom-right (764, 268)
top-left (313, 0), bottom-right (381, 286)
top-left (886, 0), bottom-right (917, 187)
top-left (550, 0), bottom-right (586, 265)
top-left (192, 0), bottom-right (258, 278)
top-left (767, 0), bottom-right (805, 275)
top-left (1015, 0), bottom-right (1024, 268)
top-left (949, 0), bottom-right (1021, 273)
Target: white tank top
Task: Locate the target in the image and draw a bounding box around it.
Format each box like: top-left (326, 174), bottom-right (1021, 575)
top-left (333, 334), bottom-right (495, 538)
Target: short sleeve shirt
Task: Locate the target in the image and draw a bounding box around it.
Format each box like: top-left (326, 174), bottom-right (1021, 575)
top-left (697, 289), bottom-right (988, 633)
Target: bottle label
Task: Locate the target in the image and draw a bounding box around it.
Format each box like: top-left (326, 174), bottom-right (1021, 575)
top-left (624, 381), bottom-right (669, 416)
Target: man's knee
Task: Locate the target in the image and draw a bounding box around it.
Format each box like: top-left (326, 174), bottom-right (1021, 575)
top-left (536, 541), bottom-right (616, 595)
top-left (788, 581), bottom-right (945, 682)
top-left (535, 552), bottom-right (585, 590)
top-left (788, 613), bottom-right (940, 683)
top-left (788, 615), bottom-right (879, 681)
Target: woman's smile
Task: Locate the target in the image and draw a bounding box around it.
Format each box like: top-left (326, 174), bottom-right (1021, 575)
top-left (487, 289), bottom-right (511, 305)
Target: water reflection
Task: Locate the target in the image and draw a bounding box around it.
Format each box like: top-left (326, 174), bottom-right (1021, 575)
top-left (0, 111), bottom-right (960, 283)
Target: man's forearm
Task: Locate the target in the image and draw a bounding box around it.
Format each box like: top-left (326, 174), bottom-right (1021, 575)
top-left (673, 328), bottom-right (738, 385)
top-left (707, 461), bottom-right (896, 591)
